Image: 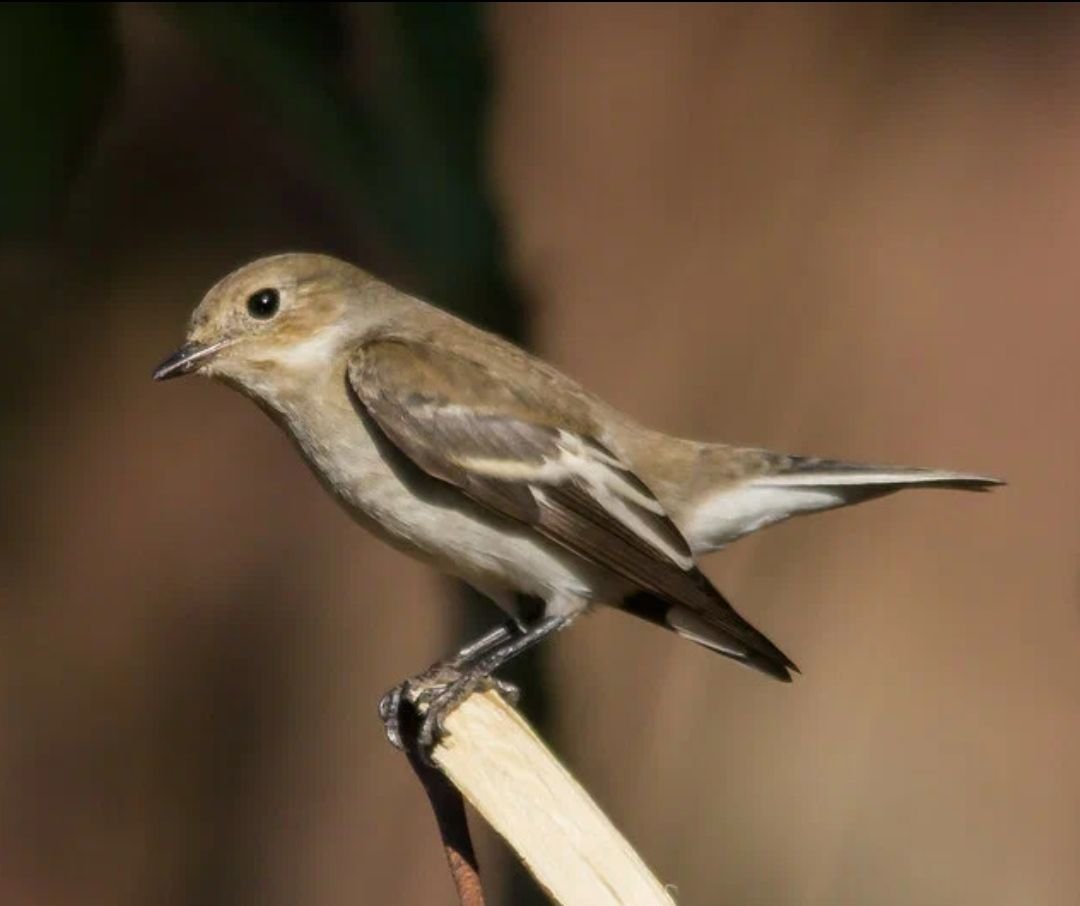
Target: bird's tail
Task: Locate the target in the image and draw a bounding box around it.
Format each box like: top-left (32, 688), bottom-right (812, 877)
top-left (685, 448), bottom-right (1004, 552)
top-left (621, 584), bottom-right (798, 682)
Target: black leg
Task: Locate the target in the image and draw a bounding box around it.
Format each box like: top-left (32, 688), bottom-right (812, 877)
top-left (379, 615), bottom-right (569, 759)
top-left (449, 622), bottom-right (519, 667)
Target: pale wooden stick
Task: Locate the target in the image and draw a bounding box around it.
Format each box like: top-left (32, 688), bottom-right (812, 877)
top-left (399, 699), bottom-right (487, 905)
top-left (429, 690), bottom-right (677, 906)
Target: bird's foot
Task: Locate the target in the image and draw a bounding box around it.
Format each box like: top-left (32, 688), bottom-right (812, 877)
top-left (378, 663), bottom-right (519, 762)
top-left (379, 615), bottom-right (566, 764)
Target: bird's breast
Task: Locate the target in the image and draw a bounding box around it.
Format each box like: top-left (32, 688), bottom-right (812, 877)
top-left (272, 379), bottom-right (602, 605)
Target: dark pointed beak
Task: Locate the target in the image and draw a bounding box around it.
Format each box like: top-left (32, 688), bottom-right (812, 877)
top-left (152, 341), bottom-right (226, 381)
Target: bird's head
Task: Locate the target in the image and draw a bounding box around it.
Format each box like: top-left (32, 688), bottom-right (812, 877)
top-left (153, 253), bottom-right (386, 392)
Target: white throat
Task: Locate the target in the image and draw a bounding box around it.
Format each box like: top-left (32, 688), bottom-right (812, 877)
top-left (270, 324), bottom-right (347, 372)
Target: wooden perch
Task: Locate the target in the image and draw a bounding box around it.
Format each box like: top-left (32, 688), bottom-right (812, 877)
top-left (406, 689), bottom-right (677, 906)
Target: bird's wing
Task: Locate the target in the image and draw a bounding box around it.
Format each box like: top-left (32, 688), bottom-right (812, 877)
top-left (347, 335), bottom-right (795, 680)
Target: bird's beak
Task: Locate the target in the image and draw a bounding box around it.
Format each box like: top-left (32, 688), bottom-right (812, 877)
top-left (152, 340), bottom-right (228, 381)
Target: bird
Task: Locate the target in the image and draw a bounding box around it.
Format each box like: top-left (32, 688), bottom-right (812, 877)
top-left (153, 252), bottom-right (1002, 751)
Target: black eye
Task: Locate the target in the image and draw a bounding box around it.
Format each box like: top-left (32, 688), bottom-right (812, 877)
top-left (246, 288), bottom-right (280, 320)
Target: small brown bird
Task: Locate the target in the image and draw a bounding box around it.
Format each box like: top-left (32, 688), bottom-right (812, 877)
top-left (154, 253), bottom-right (1002, 750)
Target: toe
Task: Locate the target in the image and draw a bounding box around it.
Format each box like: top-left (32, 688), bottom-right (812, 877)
top-left (378, 685), bottom-right (403, 721)
top-left (491, 677), bottom-right (521, 704)
top-left (418, 711), bottom-right (446, 754)
top-left (384, 722), bottom-right (405, 750)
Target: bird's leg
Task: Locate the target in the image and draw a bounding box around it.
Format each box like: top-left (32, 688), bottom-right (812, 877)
top-left (416, 614), bottom-right (569, 757)
top-left (448, 622), bottom-right (520, 669)
top-left (379, 620), bottom-right (522, 751)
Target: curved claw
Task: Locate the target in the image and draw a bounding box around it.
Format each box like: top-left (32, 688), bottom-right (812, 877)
top-left (490, 676), bottom-right (521, 706)
top-left (378, 686), bottom-right (399, 722)
top-left (418, 706), bottom-right (447, 758)
top-left (378, 684), bottom-right (407, 750)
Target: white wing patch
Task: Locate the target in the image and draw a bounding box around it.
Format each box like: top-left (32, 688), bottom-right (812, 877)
top-left (460, 430), bottom-right (694, 570)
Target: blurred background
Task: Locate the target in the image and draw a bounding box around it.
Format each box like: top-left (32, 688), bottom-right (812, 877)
top-left (2, 3), bottom-right (1078, 904)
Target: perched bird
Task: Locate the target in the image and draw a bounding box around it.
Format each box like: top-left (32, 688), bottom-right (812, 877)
top-left (154, 253), bottom-right (1001, 750)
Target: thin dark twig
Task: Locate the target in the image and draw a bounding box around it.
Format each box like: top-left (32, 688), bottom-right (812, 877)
top-left (400, 702), bottom-right (486, 906)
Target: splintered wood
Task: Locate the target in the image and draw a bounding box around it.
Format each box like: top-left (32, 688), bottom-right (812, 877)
top-left (433, 690), bottom-right (677, 906)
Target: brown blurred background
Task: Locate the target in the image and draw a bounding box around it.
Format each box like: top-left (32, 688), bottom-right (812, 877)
top-left (2, 3), bottom-right (1078, 904)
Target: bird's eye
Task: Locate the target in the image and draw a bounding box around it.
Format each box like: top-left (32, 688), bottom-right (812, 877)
top-left (246, 288), bottom-right (280, 320)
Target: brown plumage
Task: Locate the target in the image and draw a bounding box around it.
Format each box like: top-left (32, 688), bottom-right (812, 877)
top-left (154, 253), bottom-right (1003, 686)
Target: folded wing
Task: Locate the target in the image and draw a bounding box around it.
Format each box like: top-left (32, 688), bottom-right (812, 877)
top-left (348, 335), bottom-right (795, 680)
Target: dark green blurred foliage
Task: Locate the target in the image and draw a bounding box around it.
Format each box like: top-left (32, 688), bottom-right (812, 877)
top-left (0, 4), bottom-right (119, 234)
top-left (3, 3), bottom-right (546, 902)
top-left (168, 2), bottom-right (525, 334)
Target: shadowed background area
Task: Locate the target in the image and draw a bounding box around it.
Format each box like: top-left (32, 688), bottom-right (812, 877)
top-left (1, 4), bottom-right (1078, 905)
